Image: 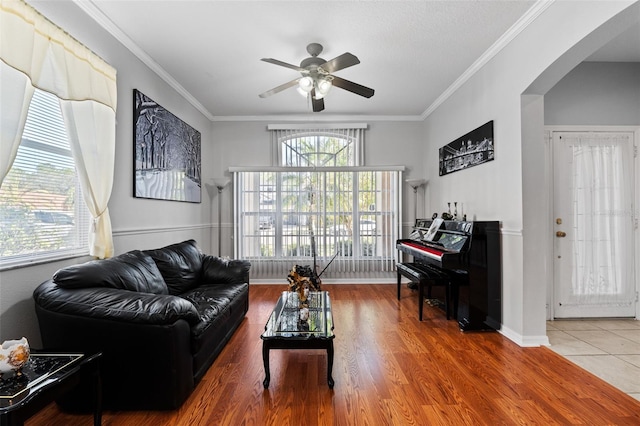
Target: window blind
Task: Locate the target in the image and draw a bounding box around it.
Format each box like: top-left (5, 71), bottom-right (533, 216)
top-left (233, 168), bottom-right (403, 280)
top-left (0, 89), bottom-right (90, 266)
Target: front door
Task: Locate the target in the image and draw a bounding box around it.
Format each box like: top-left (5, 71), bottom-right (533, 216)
top-left (553, 131), bottom-right (636, 318)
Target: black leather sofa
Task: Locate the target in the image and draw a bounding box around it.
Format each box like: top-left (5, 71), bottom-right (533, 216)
top-left (33, 239), bottom-right (250, 411)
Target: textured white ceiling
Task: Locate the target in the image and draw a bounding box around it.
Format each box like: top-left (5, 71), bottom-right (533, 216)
top-left (34, 1), bottom-right (637, 120)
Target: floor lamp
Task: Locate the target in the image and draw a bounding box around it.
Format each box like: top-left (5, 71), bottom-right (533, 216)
top-left (406, 178), bottom-right (427, 223)
top-left (213, 177), bottom-right (230, 256)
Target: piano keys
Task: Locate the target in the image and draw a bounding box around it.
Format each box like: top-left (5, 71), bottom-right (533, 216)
top-left (397, 219), bottom-right (501, 331)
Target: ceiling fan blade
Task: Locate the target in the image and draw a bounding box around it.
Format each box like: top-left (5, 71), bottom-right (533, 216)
top-left (331, 76), bottom-right (375, 98)
top-left (261, 58), bottom-right (306, 72)
top-left (259, 79), bottom-right (299, 98)
top-left (311, 89), bottom-right (325, 112)
top-left (320, 52), bottom-right (360, 74)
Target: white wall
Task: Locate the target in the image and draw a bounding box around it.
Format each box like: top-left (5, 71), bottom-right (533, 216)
top-left (545, 62), bottom-right (640, 125)
top-left (423, 1), bottom-right (638, 346)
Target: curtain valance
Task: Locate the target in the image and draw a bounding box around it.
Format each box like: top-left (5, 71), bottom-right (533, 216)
top-left (1, 0), bottom-right (116, 258)
top-left (267, 123), bottom-right (368, 130)
top-left (0, 0), bottom-right (117, 110)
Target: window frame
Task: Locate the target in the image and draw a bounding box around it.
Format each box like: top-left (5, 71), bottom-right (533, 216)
top-left (234, 125), bottom-right (404, 279)
top-left (0, 89), bottom-right (91, 270)
top-left (235, 167), bottom-right (401, 258)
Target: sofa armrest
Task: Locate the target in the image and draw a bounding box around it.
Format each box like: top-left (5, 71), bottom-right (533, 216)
top-left (201, 255), bottom-right (251, 285)
top-left (33, 280), bottom-right (200, 325)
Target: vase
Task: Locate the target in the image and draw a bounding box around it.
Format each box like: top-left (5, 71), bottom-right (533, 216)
top-left (297, 285), bottom-right (309, 304)
top-left (0, 337), bottom-right (30, 377)
top-left (299, 307), bottom-right (310, 322)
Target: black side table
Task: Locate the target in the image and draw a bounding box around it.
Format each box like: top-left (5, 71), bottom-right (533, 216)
top-left (0, 351), bottom-right (102, 426)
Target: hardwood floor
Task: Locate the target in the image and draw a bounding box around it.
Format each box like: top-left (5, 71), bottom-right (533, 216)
top-left (27, 284), bottom-right (640, 425)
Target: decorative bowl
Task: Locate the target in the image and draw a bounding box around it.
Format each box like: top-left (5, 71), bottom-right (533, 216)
top-left (0, 337), bottom-right (30, 377)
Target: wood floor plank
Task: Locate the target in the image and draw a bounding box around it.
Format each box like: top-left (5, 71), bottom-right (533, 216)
top-left (26, 284), bottom-right (640, 425)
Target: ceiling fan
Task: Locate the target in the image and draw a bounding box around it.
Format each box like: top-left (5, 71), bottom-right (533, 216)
top-left (259, 43), bottom-right (375, 112)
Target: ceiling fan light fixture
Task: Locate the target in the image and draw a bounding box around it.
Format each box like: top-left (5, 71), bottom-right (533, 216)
top-left (315, 78), bottom-right (332, 99)
top-left (298, 76), bottom-right (314, 93)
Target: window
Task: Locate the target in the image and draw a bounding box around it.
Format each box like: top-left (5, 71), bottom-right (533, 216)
top-left (0, 89), bottom-right (90, 267)
top-left (279, 128), bottom-right (361, 167)
top-left (1, 0), bottom-right (117, 260)
top-left (234, 126), bottom-right (402, 280)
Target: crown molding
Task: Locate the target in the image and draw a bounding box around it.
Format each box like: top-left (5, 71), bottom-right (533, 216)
top-left (211, 114), bottom-right (425, 122)
top-left (421, 0), bottom-right (555, 120)
top-left (73, 0), bottom-right (215, 121)
top-left (75, 0), bottom-right (552, 124)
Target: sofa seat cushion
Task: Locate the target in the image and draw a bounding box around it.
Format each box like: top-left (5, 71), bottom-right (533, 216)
top-left (53, 250), bottom-right (168, 294)
top-left (179, 283), bottom-right (247, 337)
top-left (181, 283), bottom-right (248, 374)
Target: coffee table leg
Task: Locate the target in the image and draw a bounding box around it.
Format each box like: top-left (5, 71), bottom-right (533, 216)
top-left (262, 342), bottom-right (270, 389)
top-left (327, 341), bottom-right (334, 389)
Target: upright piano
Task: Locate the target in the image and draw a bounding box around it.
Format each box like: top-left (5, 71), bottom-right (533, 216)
top-left (396, 219), bottom-right (501, 331)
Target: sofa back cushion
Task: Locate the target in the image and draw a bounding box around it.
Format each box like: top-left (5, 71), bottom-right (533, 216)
top-left (143, 239), bottom-right (204, 295)
top-left (53, 250), bottom-right (169, 294)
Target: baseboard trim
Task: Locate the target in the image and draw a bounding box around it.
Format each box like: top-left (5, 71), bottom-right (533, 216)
top-left (500, 325), bottom-right (550, 347)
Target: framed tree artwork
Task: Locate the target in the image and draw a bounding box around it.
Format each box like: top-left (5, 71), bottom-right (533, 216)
top-left (133, 89), bottom-right (201, 202)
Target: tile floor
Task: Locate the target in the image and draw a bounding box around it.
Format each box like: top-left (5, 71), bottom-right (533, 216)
top-left (546, 319), bottom-right (640, 401)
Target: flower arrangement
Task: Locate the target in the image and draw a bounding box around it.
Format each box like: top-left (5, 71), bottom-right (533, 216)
top-left (287, 264), bottom-right (321, 294)
top-left (287, 265), bottom-right (312, 294)
top-left (287, 265), bottom-right (321, 320)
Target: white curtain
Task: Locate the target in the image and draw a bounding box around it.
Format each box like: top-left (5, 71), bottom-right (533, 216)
top-left (571, 134), bottom-right (634, 308)
top-left (0, 0), bottom-right (117, 258)
top-left (60, 100), bottom-right (115, 258)
top-left (0, 62), bottom-right (34, 182)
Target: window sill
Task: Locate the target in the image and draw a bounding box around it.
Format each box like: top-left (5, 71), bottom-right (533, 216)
top-left (0, 249), bottom-right (91, 272)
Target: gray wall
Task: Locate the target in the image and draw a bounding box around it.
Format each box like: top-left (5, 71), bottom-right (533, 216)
top-left (0, 1), bottom-right (215, 345)
top-left (0, 2), bottom-right (427, 344)
top-left (210, 120), bottom-right (427, 256)
top-left (1, 0), bottom-right (637, 348)
top-left (423, 1), bottom-right (638, 345)
top-left (545, 62), bottom-right (640, 125)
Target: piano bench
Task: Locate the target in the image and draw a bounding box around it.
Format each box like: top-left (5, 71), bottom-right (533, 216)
top-left (396, 262), bottom-right (453, 321)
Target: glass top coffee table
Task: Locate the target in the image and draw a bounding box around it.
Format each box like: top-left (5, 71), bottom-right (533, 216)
top-left (261, 290), bottom-right (335, 388)
top-left (0, 352), bottom-right (102, 425)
